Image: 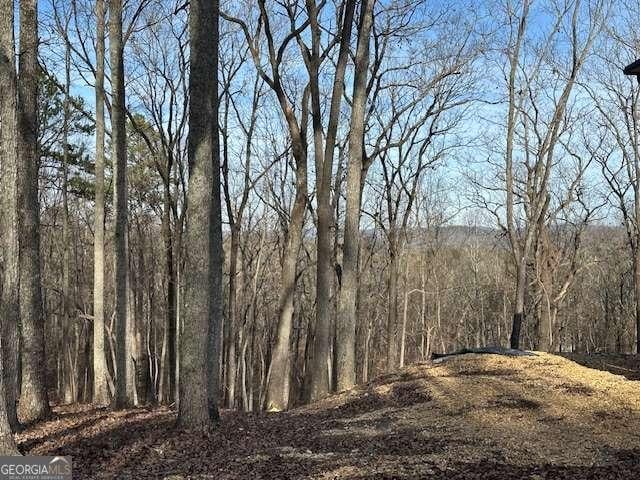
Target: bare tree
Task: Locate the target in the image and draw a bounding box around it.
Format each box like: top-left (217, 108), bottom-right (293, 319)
top-left (127, 5), bottom-right (189, 404)
top-left (222, 0), bottom-right (312, 411)
top-left (304, 0), bottom-right (356, 402)
top-left (335, 0), bottom-right (375, 391)
top-left (533, 196), bottom-right (597, 351)
top-left (586, 1), bottom-right (640, 351)
top-left (93, 0), bottom-right (110, 406)
top-left (485, 0), bottom-right (608, 349)
top-left (109, 0), bottom-right (134, 408)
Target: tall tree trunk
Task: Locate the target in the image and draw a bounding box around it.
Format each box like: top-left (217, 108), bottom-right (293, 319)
top-left (0, 0), bottom-right (22, 445)
top-left (134, 233), bottom-right (150, 404)
top-left (61, 34), bottom-right (76, 404)
top-left (109, 0), bottom-right (133, 408)
top-left (206, 3), bottom-right (223, 426)
top-left (179, 0), bottom-right (220, 429)
top-left (93, 0), bottom-right (110, 406)
top-left (159, 179), bottom-right (176, 404)
top-left (307, 0), bottom-right (356, 403)
top-left (61, 30), bottom-right (75, 405)
top-left (535, 236), bottom-right (553, 352)
top-left (17, 0), bottom-right (50, 423)
top-left (335, 0), bottom-right (374, 391)
top-left (174, 213), bottom-right (184, 408)
top-left (126, 261), bottom-right (137, 403)
top-left (225, 227), bottom-right (240, 408)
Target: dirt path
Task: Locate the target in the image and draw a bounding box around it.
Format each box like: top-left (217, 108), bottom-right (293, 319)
top-left (17, 353), bottom-right (640, 479)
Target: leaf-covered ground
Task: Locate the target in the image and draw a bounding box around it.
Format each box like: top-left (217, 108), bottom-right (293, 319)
top-left (17, 353), bottom-right (640, 479)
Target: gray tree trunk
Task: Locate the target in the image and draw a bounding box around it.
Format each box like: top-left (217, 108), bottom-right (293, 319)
top-left (0, 339), bottom-right (18, 454)
top-left (510, 260), bottom-right (527, 350)
top-left (61, 31), bottom-right (75, 405)
top-left (307, 0), bottom-right (356, 403)
top-left (93, 0), bottom-right (110, 406)
top-left (335, 0), bottom-right (374, 391)
top-left (159, 179), bottom-right (177, 404)
top-left (265, 180), bottom-right (306, 411)
top-left (109, 0), bottom-right (133, 408)
top-left (179, 0), bottom-right (220, 429)
top-left (634, 251), bottom-right (640, 354)
top-left (225, 228), bottom-right (239, 408)
top-left (0, 0), bottom-right (22, 445)
top-left (207, 0), bottom-right (223, 419)
top-left (17, 0), bottom-right (50, 423)
top-left (263, 80), bottom-right (310, 413)
top-left (386, 244), bottom-right (399, 370)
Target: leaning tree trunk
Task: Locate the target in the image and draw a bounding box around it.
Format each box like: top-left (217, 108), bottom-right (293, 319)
top-left (179, 0), bottom-right (220, 430)
top-left (109, 0), bottom-right (133, 408)
top-left (17, 0), bottom-right (51, 423)
top-left (93, 0), bottom-right (110, 406)
top-left (0, 0), bottom-right (22, 442)
top-left (265, 178), bottom-right (306, 411)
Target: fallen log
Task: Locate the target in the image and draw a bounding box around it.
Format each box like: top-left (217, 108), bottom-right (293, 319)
top-left (431, 346), bottom-right (537, 362)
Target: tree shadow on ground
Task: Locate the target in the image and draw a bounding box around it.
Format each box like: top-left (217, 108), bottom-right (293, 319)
top-left (22, 401), bottom-right (640, 480)
top-left (560, 353), bottom-right (640, 381)
top-left (19, 356), bottom-right (640, 479)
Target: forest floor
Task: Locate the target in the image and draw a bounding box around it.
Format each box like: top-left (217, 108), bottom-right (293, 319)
top-left (17, 353), bottom-right (640, 479)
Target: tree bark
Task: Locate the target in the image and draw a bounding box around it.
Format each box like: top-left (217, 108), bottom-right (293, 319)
top-left (0, 0), bottom-right (22, 444)
top-left (510, 260), bottom-right (526, 350)
top-left (265, 173), bottom-right (306, 411)
top-left (158, 175), bottom-right (177, 405)
top-left (179, 0), bottom-right (220, 429)
top-left (386, 244), bottom-right (399, 369)
top-left (335, 0), bottom-right (374, 391)
top-left (535, 228), bottom-right (553, 352)
top-left (306, 0), bottom-right (356, 403)
top-left (132, 232), bottom-right (150, 404)
top-left (207, 94), bottom-right (223, 423)
top-left (263, 84), bottom-right (309, 413)
top-left (634, 251), bottom-right (640, 354)
top-left (61, 29), bottom-right (75, 405)
top-left (17, 0), bottom-right (51, 423)
top-left (93, 0), bottom-right (110, 406)
top-left (225, 227), bottom-right (239, 408)
top-left (109, 0), bottom-right (133, 408)
top-left (0, 339), bottom-right (19, 454)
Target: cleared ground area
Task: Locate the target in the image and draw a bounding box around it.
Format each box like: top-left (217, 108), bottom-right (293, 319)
top-left (18, 353), bottom-right (640, 479)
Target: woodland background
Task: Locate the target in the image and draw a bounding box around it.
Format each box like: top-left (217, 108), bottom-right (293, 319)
top-left (1, 0), bottom-right (639, 422)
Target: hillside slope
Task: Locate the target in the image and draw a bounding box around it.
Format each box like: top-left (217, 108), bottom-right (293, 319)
top-left (19, 353), bottom-right (640, 479)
